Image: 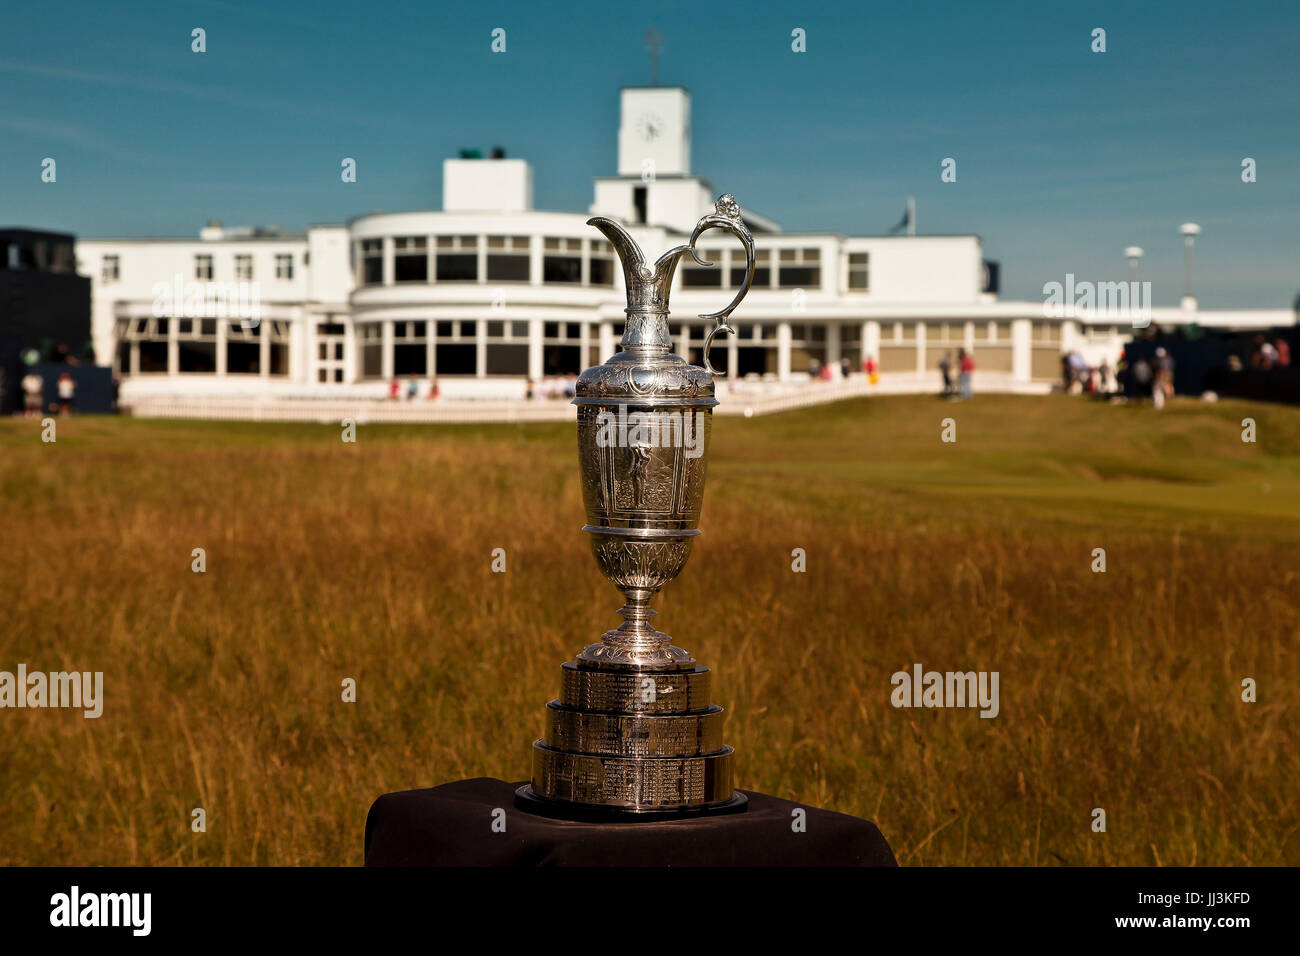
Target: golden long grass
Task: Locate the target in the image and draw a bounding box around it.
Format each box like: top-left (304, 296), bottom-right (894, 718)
top-left (1, 393), bottom-right (1297, 865)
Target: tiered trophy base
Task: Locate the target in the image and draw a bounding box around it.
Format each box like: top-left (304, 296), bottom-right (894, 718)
top-left (514, 659), bottom-right (747, 821)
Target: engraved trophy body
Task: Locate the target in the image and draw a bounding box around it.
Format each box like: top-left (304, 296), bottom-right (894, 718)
top-left (515, 196), bottom-right (755, 818)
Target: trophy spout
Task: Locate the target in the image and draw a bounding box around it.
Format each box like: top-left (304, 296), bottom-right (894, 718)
top-left (587, 216), bottom-right (694, 352)
top-left (586, 216), bottom-right (649, 294)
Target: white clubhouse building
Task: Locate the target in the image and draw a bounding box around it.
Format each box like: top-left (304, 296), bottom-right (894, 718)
top-left (76, 87), bottom-right (1293, 412)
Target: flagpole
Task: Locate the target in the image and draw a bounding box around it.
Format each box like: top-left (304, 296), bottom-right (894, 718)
top-left (907, 196), bottom-right (915, 237)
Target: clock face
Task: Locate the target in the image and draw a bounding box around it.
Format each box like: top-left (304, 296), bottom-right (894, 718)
top-left (636, 112), bottom-right (665, 142)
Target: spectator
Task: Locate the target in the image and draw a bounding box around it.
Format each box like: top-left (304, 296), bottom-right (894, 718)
top-left (1150, 348), bottom-right (1172, 409)
top-left (958, 348), bottom-right (975, 399)
top-left (407, 378), bottom-right (418, 401)
top-left (1260, 339), bottom-right (1277, 370)
top-left (22, 370), bottom-right (43, 417)
top-left (864, 355), bottom-right (879, 386)
top-left (1066, 353), bottom-right (1086, 395)
top-left (1251, 334), bottom-right (1274, 370)
top-left (1132, 357), bottom-right (1152, 401)
top-left (57, 372), bottom-right (76, 415)
top-left (388, 378), bottom-right (401, 401)
top-left (1156, 347), bottom-right (1174, 405)
top-left (939, 352), bottom-right (953, 396)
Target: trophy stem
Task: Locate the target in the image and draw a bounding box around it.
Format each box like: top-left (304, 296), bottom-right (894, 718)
top-left (574, 588), bottom-right (696, 668)
top-left (616, 588), bottom-right (656, 634)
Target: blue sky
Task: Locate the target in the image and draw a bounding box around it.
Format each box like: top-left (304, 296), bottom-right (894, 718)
top-left (1, 0), bottom-right (1297, 307)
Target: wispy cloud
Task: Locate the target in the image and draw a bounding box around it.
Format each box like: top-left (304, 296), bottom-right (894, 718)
top-left (0, 113), bottom-right (148, 164)
top-left (0, 57), bottom-right (399, 130)
top-left (0, 58), bottom-right (222, 100)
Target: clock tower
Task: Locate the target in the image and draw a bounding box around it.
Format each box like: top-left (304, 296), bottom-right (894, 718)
top-left (617, 87), bottom-right (691, 177)
top-left (595, 85), bottom-right (757, 233)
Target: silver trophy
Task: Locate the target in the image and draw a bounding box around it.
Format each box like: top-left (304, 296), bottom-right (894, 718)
top-left (516, 196), bottom-right (755, 818)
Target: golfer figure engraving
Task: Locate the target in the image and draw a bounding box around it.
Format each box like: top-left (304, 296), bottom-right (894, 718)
top-left (629, 439), bottom-right (652, 507)
top-left (515, 195), bottom-right (756, 818)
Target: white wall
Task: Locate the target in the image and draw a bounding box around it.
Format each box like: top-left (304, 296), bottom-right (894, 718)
top-left (307, 225), bottom-right (352, 304)
top-left (590, 176), bottom-right (716, 233)
top-left (647, 179), bottom-right (715, 233)
top-left (443, 159), bottom-right (533, 212)
top-left (590, 179), bottom-right (637, 223)
top-left (841, 236), bottom-right (984, 303)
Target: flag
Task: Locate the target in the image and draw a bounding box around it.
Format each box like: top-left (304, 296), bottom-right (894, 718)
top-left (889, 205), bottom-right (910, 235)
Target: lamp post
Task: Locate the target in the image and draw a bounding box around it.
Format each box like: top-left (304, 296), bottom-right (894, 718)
top-left (1179, 223), bottom-right (1201, 310)
top-left (1124, 246), bottom-right (1143, 284)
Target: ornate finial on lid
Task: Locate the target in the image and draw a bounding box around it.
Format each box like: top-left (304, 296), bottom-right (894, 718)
top-left (715, 194), bottom-right (741, 220)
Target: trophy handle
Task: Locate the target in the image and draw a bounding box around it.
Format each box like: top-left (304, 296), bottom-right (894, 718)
top-left (687, 195), bottom-right (756, 377)
top-left (700, 322), bottom-right (735, 377)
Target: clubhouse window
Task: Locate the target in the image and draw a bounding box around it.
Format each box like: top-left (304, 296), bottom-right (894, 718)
top-left (360, 240), bottom-right (383, 285)
top-left (485, 320), bottom-right (527, 374)
top-left (394, 237), bottom-right (428, 283)
top-left (177, 317), bottom-right (218, 373)
top-left (486, 235), bottom-right (531, 282)
top-left (542, 320), bottom-right (582, 375)
top-left (118, 317), bottom-right (169, 373)
top-left (225, 321), bottom-right (260, 374)
top-left (776, 248), bottom-right (820, 289)
top-left (732, 249), bottom-right (771, 288)
top-left (393, 320), bottom-right (428, 375)
top-left (358, 322), bottom-right (382, 378)
top-left (589, 238), bottom-right (615, 285)
top-left (847, 252), bottom-right (869, 291)
top-left (436, 235), bottom-right (478, 281)
top-left (543, 238), bottom-right (582, 284)
top-left (682, 255), bottom-right (723, 287)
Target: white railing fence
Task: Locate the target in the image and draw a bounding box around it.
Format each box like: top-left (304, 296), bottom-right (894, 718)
top-left (120, 373), bottom-right (1049, 423)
